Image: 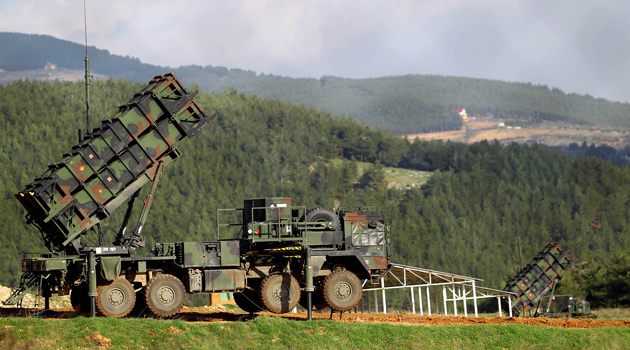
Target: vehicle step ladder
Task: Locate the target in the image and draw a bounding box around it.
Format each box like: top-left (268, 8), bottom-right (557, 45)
top-left (3, 272), bottom-right (41, 307)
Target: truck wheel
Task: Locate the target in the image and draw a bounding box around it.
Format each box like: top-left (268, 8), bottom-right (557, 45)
top-left (234, 288), bottom-right (263, 313)
top-left (299, 290), bottom-right (328, 311)
top-left (321, 270), bottom-right (362, 312)
top-left (70, 284), bottom-right (90, 316)
top-left (95, 277), bottom-right (136, 318)
top-left (144, 274), bottom-right (186, 318)
top-left (259, 273), bottom-right (300, 314)
top-left (306, 207), bottom-right (341, 233)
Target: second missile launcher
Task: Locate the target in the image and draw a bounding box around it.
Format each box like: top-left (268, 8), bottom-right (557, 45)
top-left (502, 242), bottom-right (574, 316)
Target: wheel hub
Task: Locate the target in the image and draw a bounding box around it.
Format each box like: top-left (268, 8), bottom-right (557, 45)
top-left (272, 284), bottom-right (290, 302)
top-left (335, 282), bottom-right (352, 299)
top-left (107, 288), bottom-right (125, 306)
top-left (157, 286), bottom-right (175, 304)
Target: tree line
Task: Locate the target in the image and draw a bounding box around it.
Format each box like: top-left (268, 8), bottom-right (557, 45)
top-left (3, 32), bottom-right (630, 136)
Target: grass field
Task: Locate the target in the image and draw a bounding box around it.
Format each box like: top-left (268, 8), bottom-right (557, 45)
top-left (473, 308), bottom-right (630, 321)
top-left (327, 158), bottom-right (431, 190)
top-left (0, 315), bottom-right (629, 350)
top-left (592, 308), bottom-right (630, 321)
top-left (357, 162), bottom-right (431, 190)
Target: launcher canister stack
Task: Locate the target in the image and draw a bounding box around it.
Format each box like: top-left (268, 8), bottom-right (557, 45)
top-left (15, 73), bottom-right (215, 254)
top-left (502, 242), bottom-right (574, 316)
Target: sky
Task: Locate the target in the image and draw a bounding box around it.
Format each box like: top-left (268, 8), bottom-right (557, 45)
top-left (1, 0), bottom-right (629, 102)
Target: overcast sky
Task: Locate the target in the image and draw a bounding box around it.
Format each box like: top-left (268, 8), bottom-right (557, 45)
top-left (1, 0), bottom-right (629, 102)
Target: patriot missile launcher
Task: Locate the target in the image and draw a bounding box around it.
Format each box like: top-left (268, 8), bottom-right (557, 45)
top-left (7, 74), bottom-right (392, 318)
top-left (502, 242), bottom-right (574, 317)
top-left (535, 295), bottom-right (596, 319)
top-left (7, 73), bottom-right (218, 316)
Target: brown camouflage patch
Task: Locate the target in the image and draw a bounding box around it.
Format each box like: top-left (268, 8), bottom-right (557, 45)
top-left (71, 161), bottom-right (90, 182)
top-left (163, 134), bottom-right (174, 148)
top-left (372, 256), bottom-right (388, 270)
top-left (90, 183), bottom-right (109, 204)
top-left (145, 111), bottom-right (156, 124)
top-left (133, 121), bottom-right (146, 137)
top-left (345, 212), bottom-right (368, 223)
top-left (57, 185), bottom-right (74, 205)
top-left (151, 144), bottom-right (167, 161)
top-left (145, 164), bottom-right (159, 181)
top-left (77, 207), bottom-right (92, 228)
top-left (279, 198), bottom-right (292, 220)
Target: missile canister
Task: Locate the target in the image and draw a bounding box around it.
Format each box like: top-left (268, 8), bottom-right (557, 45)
top-left (15, 73), bottom-right (216, 253)
top-left (502, 242), bottom-right (573, 316)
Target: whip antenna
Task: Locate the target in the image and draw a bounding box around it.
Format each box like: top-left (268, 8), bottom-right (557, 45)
top-left (80, 0), bottom-right (91, 143)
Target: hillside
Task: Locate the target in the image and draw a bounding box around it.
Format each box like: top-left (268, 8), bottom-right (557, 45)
top-left (2, 32), bottom-right (630, 137)
top-left (1, 78), bottom-right (629, 309)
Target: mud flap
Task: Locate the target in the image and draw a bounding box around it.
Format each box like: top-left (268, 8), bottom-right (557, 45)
top-left (99, 256), bottom-right (122, 281)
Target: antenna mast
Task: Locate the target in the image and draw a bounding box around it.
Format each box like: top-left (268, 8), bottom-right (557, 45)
top-left (80, 0), bottom-right (91, 143)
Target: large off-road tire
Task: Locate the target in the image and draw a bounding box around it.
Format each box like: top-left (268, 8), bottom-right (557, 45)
top-left (298, 289), bottom-right (328, 311)
top-left (70, 284), bottom-right (90, 316)
top-left (321, 270), bottom-right (362, 312)
top-left (259, 273), bottom-right (300, 314)
top-left (144, 274), bottom-right (186, 318)
top-left (234, 288), bottom-right (263, 313)
top-left (95, 277), bottom-right (136, 318)
top-left (306, 207), bottom-right (341, 233)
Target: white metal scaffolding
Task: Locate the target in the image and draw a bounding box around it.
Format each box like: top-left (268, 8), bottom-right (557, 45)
top-left (360, 263), bottom-right (516, 317)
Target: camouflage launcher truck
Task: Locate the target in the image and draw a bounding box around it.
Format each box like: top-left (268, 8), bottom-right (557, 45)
top-left (212, 198), bottom-right (392, 314)
top-left (7, 73), bottom-right (392, 318)
top-left (501, 242), bottom-right (574, 317)
top-left (535, 295), bottom-right (596, 319)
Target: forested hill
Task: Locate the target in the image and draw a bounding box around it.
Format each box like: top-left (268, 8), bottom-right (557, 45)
top-left (3, 32), bottom-right (630, 136)
top-left (1, 78), bottom-right (629, 308)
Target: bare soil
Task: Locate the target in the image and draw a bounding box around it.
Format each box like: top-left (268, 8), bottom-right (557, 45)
top-left (2, 306), bottom-right (628, 329)
top-left (405, 118), bottom-right (630, 148)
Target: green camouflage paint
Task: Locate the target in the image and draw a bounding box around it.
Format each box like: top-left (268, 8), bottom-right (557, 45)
top-left (15, 73), bottom-right (216, 253)
top-left (203, 269), bottom-right (246, 292)
top-left (175, 240), bottom-right (241, 268)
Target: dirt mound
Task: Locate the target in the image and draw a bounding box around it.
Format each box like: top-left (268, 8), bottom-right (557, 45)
top-left (0, 285), bottom-right (70, 309)
top-left (84, 331), bottom-right (112, 349)
top-left (274, 312), bottom-right (630, 328)
top-left (182, 308), bottom-right (630, 329)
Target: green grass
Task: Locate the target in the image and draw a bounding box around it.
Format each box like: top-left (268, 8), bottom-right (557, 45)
top-left (592, 308), bottom-right (630, 321)
top-left (328, 159), bottom-right (432, 190)
top-left (473, 309), bottom-right (630, 321)
top-left (381, 167), bottom-right (432, 189)
top-left (0, 316), bottom-right (628, 350)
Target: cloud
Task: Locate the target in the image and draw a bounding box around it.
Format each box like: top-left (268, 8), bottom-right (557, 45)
top-left (0, 0), bottom-right (628, 101)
